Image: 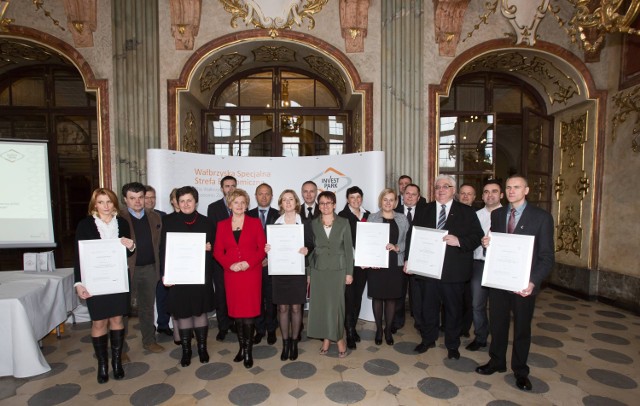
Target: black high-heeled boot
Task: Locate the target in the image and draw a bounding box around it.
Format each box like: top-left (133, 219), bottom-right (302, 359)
top-left (233, 321), bottom-right (244, 363)
top-left (346, 327), bottom-right (357, 349)
top-left (179, 328), bottom-right (193, 367)
top-left (194, 326), bottom-right (209, 363)
top-left (109, 329), bottom-right (125, 380)
top-left (243, 323), bottom-right (255, 368)
top-left (91, 334), bottom-right (109, 384)
top-left (384, 328), bottom-right (394, 345)
top-left (375, 328), bottom-right (383, 345)
top-left (280, 338), bottom-right (290, 361)
top-left (289, 339), bottom-right (298, 361)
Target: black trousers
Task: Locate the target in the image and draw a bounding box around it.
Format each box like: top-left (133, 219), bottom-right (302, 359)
top-left (212, 264), bottom-right (232, 331)
top-left (344, 267), bottom-right (367, 329)
top-left (255, 266), bottom-right (277, 334)
top-left (488, 288), bottom-right (536, 378)
top-left (412, 277), bottom-right (464, 350)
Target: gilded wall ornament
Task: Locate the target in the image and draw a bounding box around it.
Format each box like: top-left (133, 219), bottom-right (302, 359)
top-left (0, 39), bottom-right (68, 69)
top-left (219, 0), bottom-right (328, 38)
top-left (169, 0), bottom-right (202, 50)
top-left (611, 86), bottom-right (640, 153)
top-left (33, 0), bottom-right (65, 32)
top-left (556, 205), bottom-right (582, 255)
top-left (199, 53), bottom-right (246, 93)
top-left (434, 0), bottom-right (471, 56)
top-left (532, 176), bottom-right (547, 201)
top-left (460, 52), bottom-right (579, 104)
top-left (1, 0), bottom-right (14, 31)
top-left (353, 111), bottom-right (361, 152)
top-left (339, 0), bottom-right (371, 53)
top-left (182, 111), bottom-right (198, 153)
top-left (252, 45), bottom-right (296, 62)
top-left (303, 55), bottom-right (346, 93)
top-left (500, 0), bottom-right (550, 46)
top-left (554, 175), bottom-right (567, 201)
top-left (560, 113), bottom-right (587, 167)
top-left (62, 0), bottom-right (97, 48)
top-left (575, 171), bottom-right (589, 199)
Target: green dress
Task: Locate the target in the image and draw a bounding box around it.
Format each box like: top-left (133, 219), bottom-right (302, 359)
top-left (307, 215), bottom-right (354, 342)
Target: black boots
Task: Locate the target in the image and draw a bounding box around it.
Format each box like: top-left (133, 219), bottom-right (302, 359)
top-left (92, 335), bottom-right (109, 384)
top-left (194, 326), bottom-right (209, 363)
top-left (242, 323), bottom-right (255, 368)
top-left (109, 329), bottom-right (125, 380)
top-left (280, 338), bottom-right (290, 361)
top-left (179, 328), bottom-right (193, 367)
top-left (233, 321), bottom-right (244, 363)
top-left (346, 328), bottom-right (357, 349)
top-left (290, 339), bottom-right (299, 361)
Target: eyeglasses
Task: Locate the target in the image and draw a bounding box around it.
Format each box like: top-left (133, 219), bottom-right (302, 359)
top-left (318, 201), bottom-right (334, 206)
top-left (434, 185), bottom-right (454, 190)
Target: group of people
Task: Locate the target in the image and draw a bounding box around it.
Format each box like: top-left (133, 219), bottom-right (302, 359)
top-left (74, 172), bottom-right (553, 392)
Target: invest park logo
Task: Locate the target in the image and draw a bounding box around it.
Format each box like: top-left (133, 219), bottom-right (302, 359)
top-left (310, 167), bottom-right (352, 195)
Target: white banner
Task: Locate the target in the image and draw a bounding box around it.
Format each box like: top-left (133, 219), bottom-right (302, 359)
top-left (147, 150), bottom-right (386, 215)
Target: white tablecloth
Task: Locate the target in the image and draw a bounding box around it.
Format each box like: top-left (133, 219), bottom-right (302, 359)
top-left (0, 268), bottom-right (77, 378)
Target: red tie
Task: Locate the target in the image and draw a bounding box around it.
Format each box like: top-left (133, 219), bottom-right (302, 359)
top-left (507, 208), bottom-right (516, 234)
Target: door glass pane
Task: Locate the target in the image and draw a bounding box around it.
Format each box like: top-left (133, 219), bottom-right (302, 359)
top-left (11, 78), bottom-right (45, 106)
top-left (239, 78), bottom-right (273, 107)
top-left (455, 83), bottom-right (484, 111)
top-left (55, 79), bottom-right (88, 106)
top-left (12, 116), bottom-right (47, 139)
top-left (315, 81), bottom-right (339, 108)
top-left (528, 144), bottom-right (550, 173)
top-left (493, 86), bottom-right (521, 113)
top-left (283, 79), bottom-right (314, 107)
top-left (215, 81), bottom-right (239, 107)
top-left (206, 114), bottom-right (272, 156)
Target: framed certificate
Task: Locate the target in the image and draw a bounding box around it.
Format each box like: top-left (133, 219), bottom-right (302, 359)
top-left (482, 232), bottom-right (535, 292)
top-left (354, 222), bottom-right (389, 268)
top-left (163, 232), bottom-right (206, 284)
top-left (406, 226), bottom-right (448, 279)
top-left (78, 239), bottom-right (129, 296)
top-left (267, 224), bottom-right (305, 275)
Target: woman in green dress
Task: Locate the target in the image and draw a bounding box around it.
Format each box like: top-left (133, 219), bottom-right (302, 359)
top-left (307, 191), bottom-right (354, 358)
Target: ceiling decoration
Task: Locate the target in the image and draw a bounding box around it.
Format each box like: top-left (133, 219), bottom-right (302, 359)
top-left (169, 0), bottom-right (201, 50)
top-left (460, 52), bottom-right (580, 104)
top-left (303, 54), bottom-right (346, 93)
top-left (252, 45), bottom-right (296, 62)
top-left (199, 53), bottom-right (246, 92)
top-left (0, 39), bottom-right (69, 70)
top-left (338, 0), bottom-right (371, 53)
top-left (219, 0), bottom-right (328, 38)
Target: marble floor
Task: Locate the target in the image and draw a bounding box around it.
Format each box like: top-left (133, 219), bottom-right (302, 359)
top-left (1, 288), bottom-right (639, 405)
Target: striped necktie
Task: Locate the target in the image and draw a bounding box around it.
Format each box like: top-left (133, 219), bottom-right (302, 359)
top-left (259, 209), bottom-right (266, 229)
top-left (437, 204), bottom-right (446, 229)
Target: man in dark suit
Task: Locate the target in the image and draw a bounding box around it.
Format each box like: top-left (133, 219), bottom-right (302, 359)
top-left (247, 183), bottom-right (280, 345)
top-left (476, 175), bottom-right (554, 392)
top-left (393, 183), bottom-right (425, 333)
top-left (398, 175), bottom-right (427, 207)
top-left (299, 181), bottom-right (320, 220)
top-left (207, 175), bottom-right (237, 341)
top-left (407, 175), bottom-right (483, 359)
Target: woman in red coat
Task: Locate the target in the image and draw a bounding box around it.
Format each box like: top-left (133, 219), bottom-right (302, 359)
top-left (214, 188), bottom-right (266, 368)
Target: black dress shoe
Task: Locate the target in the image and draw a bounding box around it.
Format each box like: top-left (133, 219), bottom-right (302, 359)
top-left (374, 329), bottom-right (382, 346)
top-left (384, 329), bottom-right (394, 345)
top-left (267, 331), bottom-right (277, 345)
top-left (447, 349), bottom-right (460, 360)
top-left (414, 342), bottom-right (435, 354)
top-left (390, 326), bottom-right (398, 334)
top-left (516, 376), bottom-right (532, 391)
top-left (157, 327), bottom-right (173, 337)
top-left (465, 340), bottom-right (487, 351)
top-left (215, 330), bottom-right (227, 342)
top-left (253, 332), bottom-right (264, 344)
top-left (475, 363), bottom-right (507, 375)
top-left (460, 331), bottom-right (470, 338)
top-left (353, 331), bottom-right (361, 342)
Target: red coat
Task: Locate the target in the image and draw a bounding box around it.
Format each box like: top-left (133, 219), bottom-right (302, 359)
top-left (213, 215), bottom-right (266, 318)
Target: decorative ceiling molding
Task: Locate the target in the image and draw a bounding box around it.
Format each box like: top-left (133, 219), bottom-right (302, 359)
top-left (169, 0), bottom-right (201, 50)
top-left (303, 54), bottom-right (346, 93)
top-left (339, 0), bottom-right (370, 53)
top-left (219, 0), bottom-right (328, 38)
top-left (62, 0), bottom-right (97, 48)
top-left (252, 45), bottom-right (296, 62)
top-left (0, 39), bottom-right (69, 70)
top-left (460, 52), bottom-right (579, 104)
top-left (433, 0), bottom-right (470, 57)
top-left (611, 86), bottom-right (640, 153)
top-left (500, 0), bottom-right (550, 46)
top-left (199, 53), bottom-right (246, 92)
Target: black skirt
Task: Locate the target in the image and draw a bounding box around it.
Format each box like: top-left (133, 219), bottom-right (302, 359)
top-left (86, 292), bottom-right (130, 320)
top-left (272, 275), bottom-right (307, 304)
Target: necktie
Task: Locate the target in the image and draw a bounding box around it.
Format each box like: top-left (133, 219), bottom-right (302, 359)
top-left (406, 207), bottom-right (413, 223)
top-left (259, 209), bottom-right (266, 228)
top-left (507, 208), bottom-right (517, 234)
top-left (437, 204), bottom-right (446, 229)
top-left (307, 207), bottom-right (313, 219)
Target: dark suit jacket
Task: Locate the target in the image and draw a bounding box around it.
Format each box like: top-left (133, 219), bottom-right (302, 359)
top-left (490, 203), bottom-right (554, 293)
top-left (247, 207), bottom-right (280, 235)
top-left (409, 200), bottom-right (483, 283)
top-left (338, 204), bottom-right (370, 247)
top-left (119, 209), bottom-right (162, 280)
top-left (207, 198), bottom-right (230, 241)
top-left (299, 204), bottom-right (320, 220)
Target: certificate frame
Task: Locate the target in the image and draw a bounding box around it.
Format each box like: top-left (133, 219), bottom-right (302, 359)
top-left (78, 239), bottom-right (129, 296)
top-left (163, 232), bottom-right (206, 284)
top-left (267, 224), bottom-right (305, 275)
top-left (406, 226), bottom-right (448, 279)
top-left (354, 222), bottom-right (389, 268)
top-left (482, 232), bottom-right (534, 292)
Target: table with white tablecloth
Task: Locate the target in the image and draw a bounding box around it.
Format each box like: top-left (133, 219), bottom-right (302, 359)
top-left (0, 268), bottom-right (77, 378)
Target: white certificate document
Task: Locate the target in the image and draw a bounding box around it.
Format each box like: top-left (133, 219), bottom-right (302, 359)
top-left (78, 239), bottom-right (129, 296)
top-left (354, 222), bottom-right (389, 268)
top-left (163, 232), bottom-right (206, 284)
top-left (482, 232), bottom-right (534, 292)
top-left (407, 226), bottom-right (448, 279)
top-left (267, 224), bottom-right (305, 275)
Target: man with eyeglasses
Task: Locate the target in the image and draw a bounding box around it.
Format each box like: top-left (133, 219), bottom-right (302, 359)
top-left (405, 175), bottom-right (483, 358)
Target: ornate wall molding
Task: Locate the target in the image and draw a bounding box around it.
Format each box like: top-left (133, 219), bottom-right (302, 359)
top-left (500, 0), bottom-right (550, 46)
top-left (62, 0), bottom-right (97, 48)
top-left (611, 85), bottom-right (640, 153)
top-left (339, 0), bottom-right (370, 53)
top-left (252, 45), bottom-right (296, 62)
top-left (560, 113), bottom-right (587, 167)
top-left (303, 55), bottom-right (346, 93)
top-left (182, 111), bottom-right (198, 152)
top-left (169, 0), bottom-right (201, 50)
top-left (199, 53), bottom-right (246, 92)
top-left (556, 204), bottom-right (582, 255)
top-left (219, 0), bottom-right (328, 38)
top-left (433, 0), bottom-right (470, 57)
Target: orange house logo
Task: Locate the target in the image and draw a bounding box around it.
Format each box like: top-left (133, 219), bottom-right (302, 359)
top-left (311, 167), bottom-right (352, 194)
